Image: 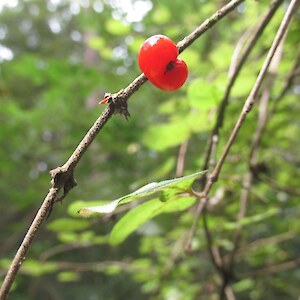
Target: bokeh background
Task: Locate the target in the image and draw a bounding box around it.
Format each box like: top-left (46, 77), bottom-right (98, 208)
top-left (1, 0), bottom-right (300, 299)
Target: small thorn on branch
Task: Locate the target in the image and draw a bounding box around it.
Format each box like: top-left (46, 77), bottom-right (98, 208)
top-left (50, 167), bottom-right (77, 203)
top-left (100, 91), bottom-right (131, 120)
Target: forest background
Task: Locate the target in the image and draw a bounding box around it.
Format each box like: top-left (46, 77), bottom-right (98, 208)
top-left (0, 0), bottom-right (300, 299)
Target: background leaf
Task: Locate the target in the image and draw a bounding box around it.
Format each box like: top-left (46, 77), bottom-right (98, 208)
top-left (110, 196), bottom-right (195, 245)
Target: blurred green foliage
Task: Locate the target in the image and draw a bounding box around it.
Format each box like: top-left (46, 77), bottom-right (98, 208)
top-left (0, 0), bottom-right (300, 299)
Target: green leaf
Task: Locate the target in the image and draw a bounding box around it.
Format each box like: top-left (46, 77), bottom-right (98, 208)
top-left (187, 78), bottom-right (222, 110)
top-left (105, 19), bottom-right (130, 36)
top-left (68, 200), bottom-right (110, 217)
top-left (22, 260), bottom-right (58, 277)
top-left (47, 218), bottom-right (90, 232)
top-left (110, 196), bottom-right (196, 245)
top-left (233, 278), bottom-right (255, 292)
top-left (79, 171), bottom-right (206, 217)
top-left (143, 120), bottom-right (191, 151)
top-left (223, 207), bottom-right (279, 230)
top-left (57, 271), bottom-right (80, 282)
top-left (151, 6), bottom-right (171, 24)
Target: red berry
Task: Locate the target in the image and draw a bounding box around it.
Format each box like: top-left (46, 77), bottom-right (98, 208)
top-left (138, 35), bottom-right (188, 91)
top-left (150, 59), bottom-right (188, 91)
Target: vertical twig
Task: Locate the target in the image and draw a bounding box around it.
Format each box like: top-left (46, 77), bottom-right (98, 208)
top-left (176, 141), bottom-right (189, 177)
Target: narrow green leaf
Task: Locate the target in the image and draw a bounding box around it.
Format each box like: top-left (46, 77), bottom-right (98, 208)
top-left (22, 260), bottom-right (58, 277)
top-left (57, 271), bottom-right (80, 282)
top-left (68, 200), bottom-right (110, 217)
top-left (79, 171), bottom-right (206, 217)
top-left (224, 207), bottom-right (279, 230)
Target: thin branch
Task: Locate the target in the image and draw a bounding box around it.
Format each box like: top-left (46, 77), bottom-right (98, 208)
top-left (259, 174), bottom-right (300, 196)
top-left (176, 140), bottom-right (189, 177)
top-left (225, 50), bottom-right (300, 275)
top-left (215, 0), bottom-right (299, 293)
top-left (185, 198), bottom-right (207, 253)
top-left (0, 188), bottom-right (59, 299)
top-left (226, 37), bottom-right (286, 275)
top-left (239, 258), bottom-right (300, 278)
top-left (177, 0), bottom-right (244, 53)
top-left (0, 1), bottom-right (246, 299)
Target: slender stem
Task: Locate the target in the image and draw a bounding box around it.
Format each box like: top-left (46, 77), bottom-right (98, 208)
top-left (0, 188), bottom-right (59, 300)
top-left (239, 258), bottom-right (300, 278)
top-left (64, 106), bottom-right (115, 170)
top-left (176, 140), bottom-right (189, 177)
top-left (177, 0), bottom-right (245, 53)
top-left (0, 105), bottom-right (115, 300)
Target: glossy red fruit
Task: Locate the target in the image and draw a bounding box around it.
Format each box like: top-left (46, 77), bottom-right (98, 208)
top-left (150, 58), bottom-right (188, 91)
top-left (138, 35), bottom-right (188, 91)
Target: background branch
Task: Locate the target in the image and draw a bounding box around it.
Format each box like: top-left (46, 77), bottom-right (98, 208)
top-left (223, 33), bottom-right (286, 296)
top-left (186, 0), bottom-right (284, 281)
top-left (202, 0), bottom-right (298, 204)
top-left (187, 0), bottom-right (299, 298)
top-left (0, 1), bottom-right (246, 299)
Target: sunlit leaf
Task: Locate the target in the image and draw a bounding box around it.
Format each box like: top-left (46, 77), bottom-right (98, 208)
top-left (187, 78), bottom-right (222, 110)
top-left (105, 19), bottom-right (130, 36)
top-left (143, 120), bottom-right (191, 151)
top-left (79, 171), bottom-right (206, 216)
top-left (57, 271), bottom-right (80, 282)
top-left (22, 260), bottom-right (58, 277)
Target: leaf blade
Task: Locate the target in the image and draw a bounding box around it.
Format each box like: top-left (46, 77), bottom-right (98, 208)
top-left (78, 170), bottom-right (206, 216)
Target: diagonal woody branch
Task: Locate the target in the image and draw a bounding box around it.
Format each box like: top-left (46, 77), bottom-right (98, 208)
top-left (0, 1), bottom-right (245, 299)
